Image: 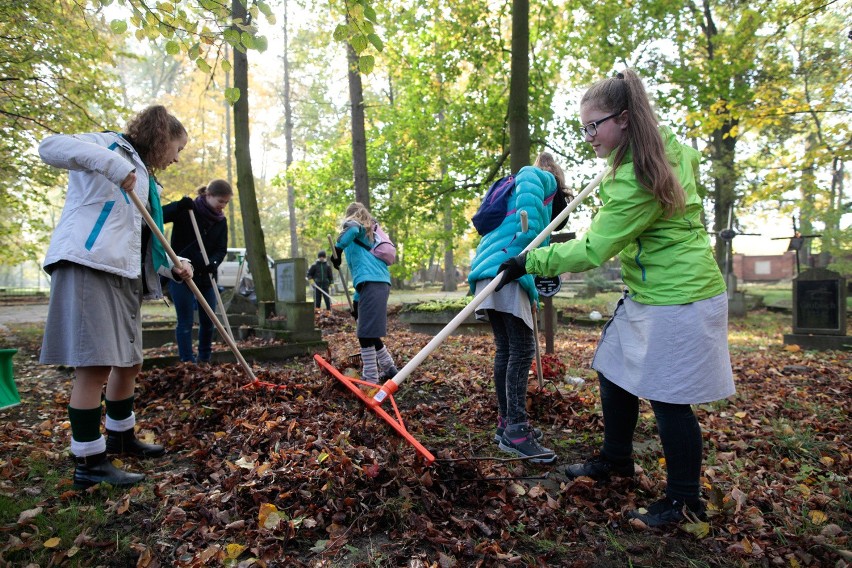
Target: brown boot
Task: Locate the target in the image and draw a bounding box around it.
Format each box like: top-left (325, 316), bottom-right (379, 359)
top-left (106, 429), bottom-right (165, 458)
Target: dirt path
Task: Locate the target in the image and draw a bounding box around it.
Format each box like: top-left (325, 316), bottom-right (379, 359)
top-left (0, 303), bottom-right (49, 329)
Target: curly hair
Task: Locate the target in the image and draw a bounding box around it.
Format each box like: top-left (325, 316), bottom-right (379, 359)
top-left (343, 202), bottom-right (375, 241)
top-left (125, 105), bottom-right (186, 171)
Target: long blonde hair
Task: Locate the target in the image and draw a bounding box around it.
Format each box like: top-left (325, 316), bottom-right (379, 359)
top-left (581, 69), bottom-right (685, 217)
top-left (534, 152), bottom-right (573, 201)
top-left (343, 202), bottom-right (374, 240)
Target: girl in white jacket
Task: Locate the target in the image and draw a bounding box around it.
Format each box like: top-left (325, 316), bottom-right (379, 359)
top-left (39, 105), bottom-right (193, 489)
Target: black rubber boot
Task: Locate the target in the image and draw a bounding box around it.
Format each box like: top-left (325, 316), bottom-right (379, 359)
top-left (73, 452), bottom-right (145, 489)
top-left (106, 429), bottom-right (165, 458)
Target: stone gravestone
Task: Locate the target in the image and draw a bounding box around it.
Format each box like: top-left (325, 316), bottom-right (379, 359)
top-left (255, 258), bottom-right (323, 343)
top-left (784, 267), bottom-right (850, 351)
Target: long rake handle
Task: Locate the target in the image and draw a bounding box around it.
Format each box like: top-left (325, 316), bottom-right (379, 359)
top-left (126, 189), bottom-right (258, 382)
top-left (310, 281), bottom-right (334, 301)
top-left (372, 169), bottom-right (607, 404)
top-left (188, 210), bottom-right (234, 341)
top-left (328, 235), bottom-right (353, 311)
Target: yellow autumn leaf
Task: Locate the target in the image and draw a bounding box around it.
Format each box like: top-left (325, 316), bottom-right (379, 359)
top-left (317, 451), bottom-right (329, 464)
top-left (784, 344), bottom-right (801, 352)
top-left (819, 456), bottom-right (835, 467)
top-left (808, 510), bottom-right (827, 525)
top-left (214, 431), bottom-right (226, 439)
top-left (43, 537), bottom-right (61, 548)
top-left (258, 503), bottom-right (284, 529)
top-left (681, 520), bottom-right (710, 539)
top-left (225, 543), bottom-right (247, 559)
top-left (734, 411), bottom-right (747, 419)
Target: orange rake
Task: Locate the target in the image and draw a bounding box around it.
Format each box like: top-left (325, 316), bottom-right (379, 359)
top-left (314, 354), bottom-right (435, 464)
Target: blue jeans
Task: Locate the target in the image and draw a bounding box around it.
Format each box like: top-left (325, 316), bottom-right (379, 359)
top-left (598, 373), bottom-right (703, 502)
top-left (487, 309), bottom-right (535, 425)
top-left (169, 280), bottom-right (217, 362)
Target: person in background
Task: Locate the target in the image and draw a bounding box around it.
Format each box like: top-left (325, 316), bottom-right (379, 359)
top-left (162, 180), bottom-right (233, 363)
top-left (331, 203), bottom-right (398, 384)
top-left (39, 105), bottom-right (193, 489)
top-left (308, 250), bottom-right (334, 310)
top-left (498, 69), bottom-right (734, 526)
top-left (468, 153), bottom-right (569, 464)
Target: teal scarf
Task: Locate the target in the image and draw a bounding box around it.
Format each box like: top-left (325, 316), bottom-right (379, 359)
top-left (147, 174), bottom-right (169, 273)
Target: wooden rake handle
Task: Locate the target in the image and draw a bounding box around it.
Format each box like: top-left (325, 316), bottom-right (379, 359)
top-left (188, 209), bottom-right (234, 341)
top-left (327, 235), bottom-right (353, 311)
top-left (126, 189), bottom-right (257, 382)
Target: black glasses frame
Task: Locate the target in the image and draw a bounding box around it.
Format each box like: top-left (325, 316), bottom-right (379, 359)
top-left (580, 111), bottom-right (622, 137)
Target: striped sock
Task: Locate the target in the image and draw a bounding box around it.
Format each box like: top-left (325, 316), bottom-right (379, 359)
top-left (360, 346), bottom-right (379, 384)
top-left (376, 346), bottom-right (395, 371)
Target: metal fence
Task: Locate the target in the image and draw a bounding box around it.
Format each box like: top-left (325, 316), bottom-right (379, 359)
top-left (0, 261), bottom-right (49, 303)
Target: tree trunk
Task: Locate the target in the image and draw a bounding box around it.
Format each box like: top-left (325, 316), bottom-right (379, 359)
top-left (441, 198), bottom-right (457, 291)
top-left (347, 41), bottom-right (370, 208)
top-left (711, 120), bottom-right (738, 270)
top-left (232, 0), bottom-right (275, 320)
top-left (508, 0), bottom-right (531, 173)
top-left (283, 0), bottom-right (298, 258)
top-left (224, 45), bottom-right (236, 248)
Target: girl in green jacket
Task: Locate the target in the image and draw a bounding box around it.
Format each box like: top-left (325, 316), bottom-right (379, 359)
top-left (498, 69), bottom-right (734, 527)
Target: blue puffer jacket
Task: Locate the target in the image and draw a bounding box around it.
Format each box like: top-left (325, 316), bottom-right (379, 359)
top-left (468, 166), bottom-right (557, 303)
top-left (335, 222), bottom-right (391, 300)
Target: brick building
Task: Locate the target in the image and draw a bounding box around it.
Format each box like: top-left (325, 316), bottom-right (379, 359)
top-left (733, 252), bottom-right (798, 282)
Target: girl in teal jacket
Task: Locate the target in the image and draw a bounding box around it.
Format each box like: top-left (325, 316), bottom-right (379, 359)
top-left (499, 70), bottom-right (734, 527)
top-left (332, 202), bottom-right (398, 384)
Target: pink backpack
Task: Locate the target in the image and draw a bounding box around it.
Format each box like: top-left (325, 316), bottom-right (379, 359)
top-left (356, 222), bottom-right (397, 265)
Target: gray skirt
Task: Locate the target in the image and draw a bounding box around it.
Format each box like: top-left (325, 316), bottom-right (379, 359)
top-left (592, 292), bottom-right (735, 404)
top-left (40, 263), bottom-right (144, 367)
top-left (356, 282), bottom-right (390, 338)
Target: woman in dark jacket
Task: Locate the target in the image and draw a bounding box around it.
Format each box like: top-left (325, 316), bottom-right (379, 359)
top-left (163, 179), bottom-right (233, 363)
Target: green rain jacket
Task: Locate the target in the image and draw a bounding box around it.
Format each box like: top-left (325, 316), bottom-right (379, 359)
top-left (526, 126), bottom-right (726, 305)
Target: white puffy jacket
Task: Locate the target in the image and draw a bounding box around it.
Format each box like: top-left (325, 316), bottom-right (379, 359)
top-left (40, 131), bottom-right (177, 299)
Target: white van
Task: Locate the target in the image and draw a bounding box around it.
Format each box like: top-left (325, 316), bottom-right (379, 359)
top-left (217, 248), bottom-right (274, 289)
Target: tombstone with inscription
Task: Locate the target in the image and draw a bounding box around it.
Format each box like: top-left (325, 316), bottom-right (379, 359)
top-left (783, 267), bottom-right (850, 351)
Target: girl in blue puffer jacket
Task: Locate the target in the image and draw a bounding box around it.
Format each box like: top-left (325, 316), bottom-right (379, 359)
top-left (468, 153), bottom-right (569, 463)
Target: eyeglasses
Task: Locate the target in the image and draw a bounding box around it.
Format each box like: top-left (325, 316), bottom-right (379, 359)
top-left (579, 111), bottom-right (622, 137)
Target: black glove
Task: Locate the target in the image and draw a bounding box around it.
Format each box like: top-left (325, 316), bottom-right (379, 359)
top-left (178, 196), bottom-right (194, 211)
top-left (330, 247), bottom-right (343, 270)
top-left (351, 300), bottom-right (358, 320)
top-left (205, 263), bottom-right (218, 275)
top-left (495, 252), bottom-right (528, 291)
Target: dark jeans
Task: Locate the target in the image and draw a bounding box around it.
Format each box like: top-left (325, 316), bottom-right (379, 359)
top-left (598, 373), bottom-right (703, 502)
top-left (169, 280), bottom-right (217, 363)
top-left (313, 283), bottom-right (331, 309)
top-left (488, 309), bottom-right (535, 425)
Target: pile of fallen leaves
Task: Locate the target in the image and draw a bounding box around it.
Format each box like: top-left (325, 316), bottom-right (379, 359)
top-left (0, 308), bottom-right (850, 567)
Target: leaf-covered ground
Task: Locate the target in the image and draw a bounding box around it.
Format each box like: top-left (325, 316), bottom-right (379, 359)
top-left (0, 307), bottom-right (849, 567)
